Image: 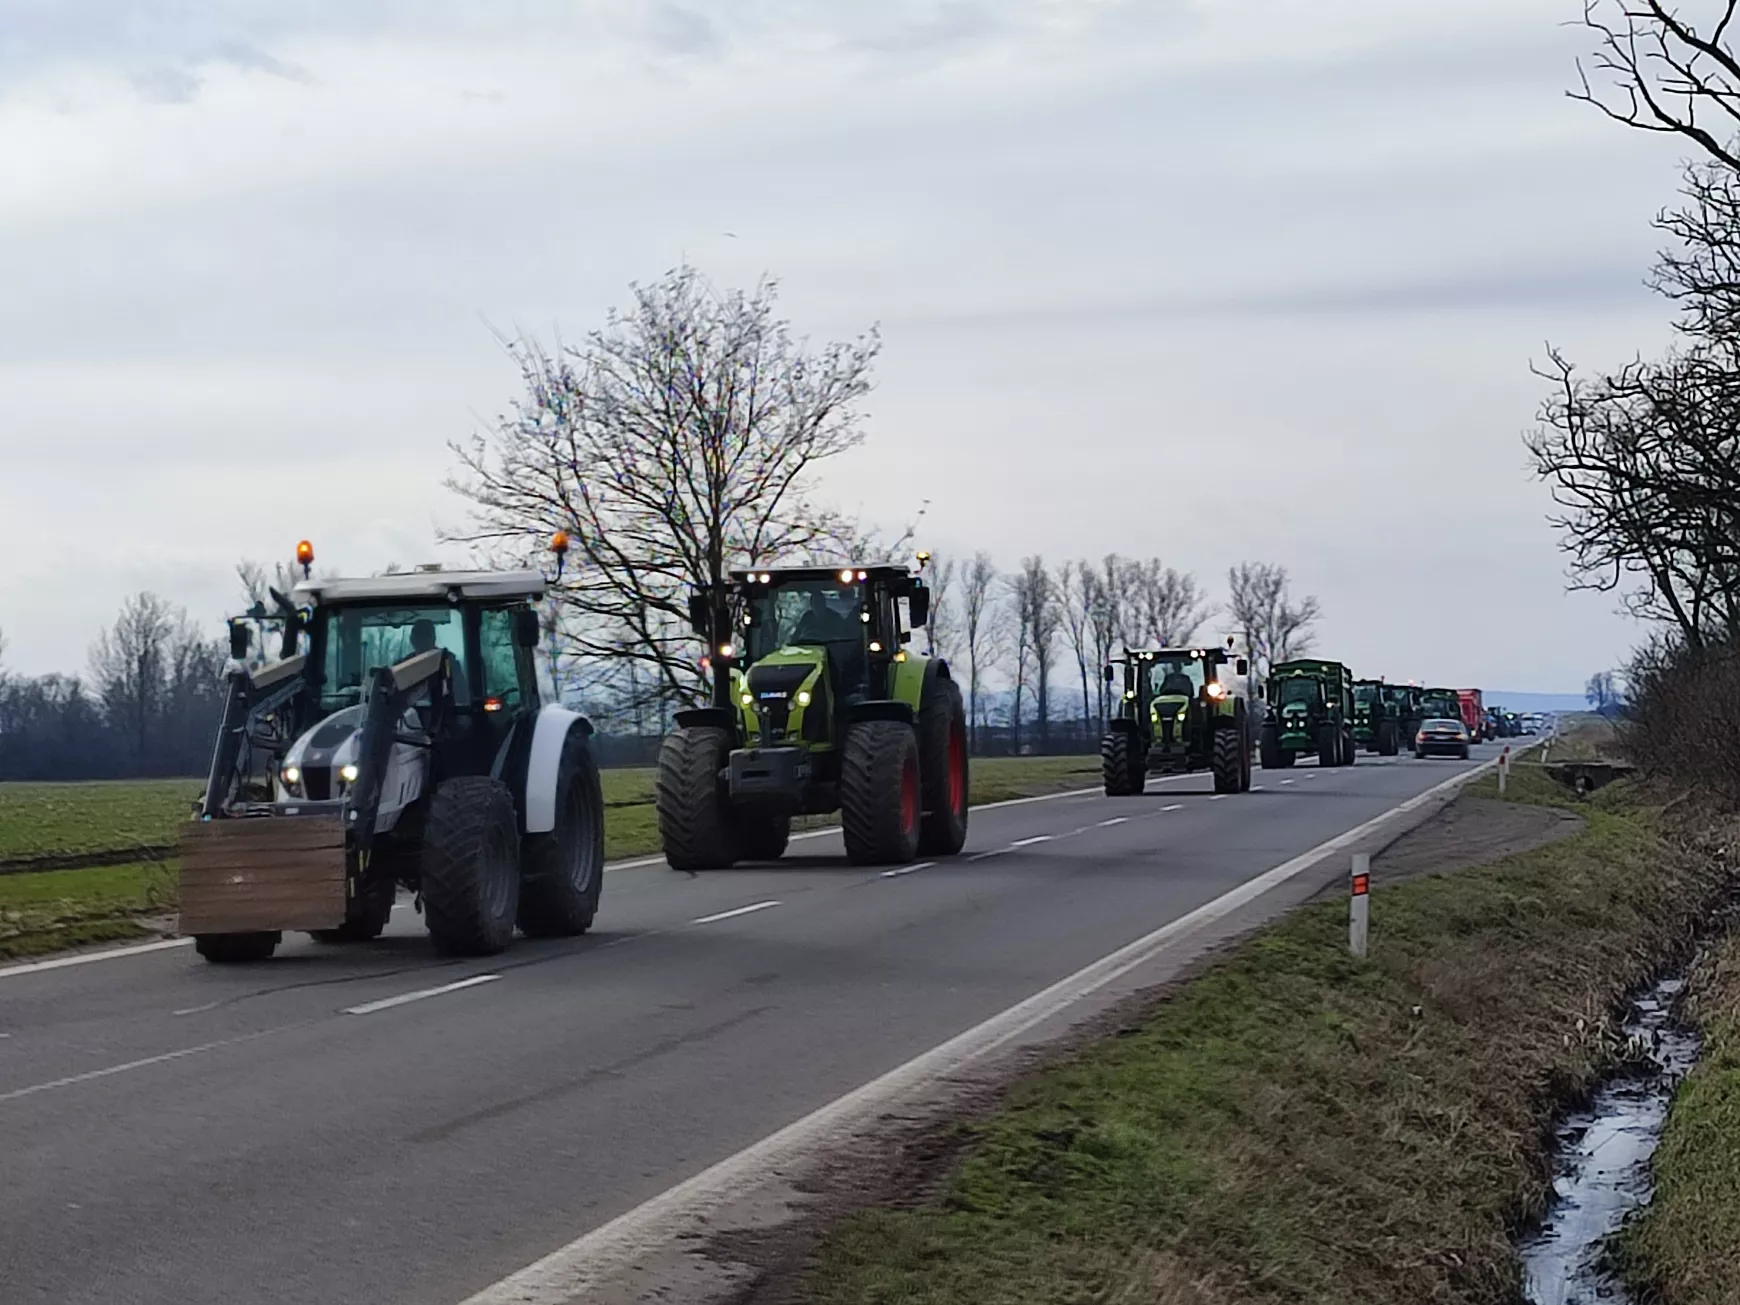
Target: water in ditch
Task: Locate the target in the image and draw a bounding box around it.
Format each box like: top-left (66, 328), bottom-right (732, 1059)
top-left (1519, 976), bottom-right (1702, 1305)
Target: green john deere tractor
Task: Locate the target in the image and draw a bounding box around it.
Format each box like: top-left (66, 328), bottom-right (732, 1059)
top-left (1101, 644), bottom-right (1255, 796)
top-left (1383, 683), bottom-right (1424, 750)
top-left (655, 563), bottom-right (969, 869)
top-left (1352, 679), bottom-right (1403, 756)
top-left (1260, 659), bottom-right (1357, 768)
top-left (1417, 687), bottom-right (1464, 733)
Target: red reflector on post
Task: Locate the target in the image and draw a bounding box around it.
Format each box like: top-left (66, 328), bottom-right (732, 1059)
top-left (1351, 874), bottom-right (1370, 896)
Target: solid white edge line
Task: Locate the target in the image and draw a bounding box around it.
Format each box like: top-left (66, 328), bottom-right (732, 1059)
top-left (880, 862), bottom-right (936, 879)
top-left (689, 900), bottom-right (782, 926)
top-left (0, 936), bottom-right (193, 980)
top-left (343, 974), bottom-right (501, 1016)
top-left (457, 744), bottom-right (1533, 1305)
top-left (1009, 835), bottom-right (1052, 848)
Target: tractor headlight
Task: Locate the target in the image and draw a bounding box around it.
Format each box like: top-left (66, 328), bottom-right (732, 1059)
top-left (1205, 682), bottom-right (1226, 699)
top-left (796, 690), bottom-right (812, 706)
top-left (339, 763), bottom-right (359, 785)
top-left (281, 764), bottom-right (301, 788)
top-left (740, 692), bottom-right (754, 706)
top-left (1123, 690), bottom-right (1135, 701)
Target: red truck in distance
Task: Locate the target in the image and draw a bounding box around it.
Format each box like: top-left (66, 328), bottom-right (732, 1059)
top-left (1457, 688), bottom-right (1485, 743)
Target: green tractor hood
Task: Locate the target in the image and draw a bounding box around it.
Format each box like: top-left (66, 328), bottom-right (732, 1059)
top-left (737, 646), bottom-right (830, 748)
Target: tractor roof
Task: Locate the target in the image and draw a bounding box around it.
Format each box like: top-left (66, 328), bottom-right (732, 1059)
top-left (1270, 658), bottom-right (1350, 676)
top-left (727, 565), bottom-right (914, 584)
top-left (292, 568), bottom-right (546, 606)
top-left (1124, 645), bottom-right (1232, 661)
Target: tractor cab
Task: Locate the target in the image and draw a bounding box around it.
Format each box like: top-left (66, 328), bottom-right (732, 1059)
top-left (1100, 644), bottom-right (1253, 795)
top-left (1352, 679), bottom-right (1403, 756)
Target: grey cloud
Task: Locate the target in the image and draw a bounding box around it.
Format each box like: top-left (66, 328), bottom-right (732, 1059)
top-left (646, 4), bottom-right (721, 57)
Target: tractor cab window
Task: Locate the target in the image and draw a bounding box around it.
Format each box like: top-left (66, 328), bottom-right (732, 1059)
top-left (317, 604), bottom-right (468, 713)
top-left (745, 581), bottom-right (865, 662)
top-left (1148, 658), bottom-right (1204, 698)
top-left (478, 607), bottom-right (537, 712)
top-left (1353, 684), bottom-right (1378, 707)
top-left (1276, 677), bottom-right (1322, 707)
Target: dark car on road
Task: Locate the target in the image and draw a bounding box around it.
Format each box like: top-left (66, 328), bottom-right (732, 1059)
top-left (1415, 716), bottom-right (1470, 760)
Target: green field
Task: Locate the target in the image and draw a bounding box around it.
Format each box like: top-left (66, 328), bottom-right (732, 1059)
top-left (0, 753), bottom-right (1102, 959)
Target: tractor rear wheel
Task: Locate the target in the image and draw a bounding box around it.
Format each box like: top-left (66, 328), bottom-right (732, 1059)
top-left (519, 728), bottom-right (606, 937)
top-left (840, 720), bottom-right (922, 865)
top-left (1211, 724), bottom-right (1242, 794)
top-left (736, 813), bottom-right (792, 861)
top-left (194, 931), bottom-right (279, 963)
top-left (1238, 726), bottom-right (1254, 791)
top-left (1343, 728), bottom-right (1357, 766)
top-left (420, 776), bottom-right (521, 957)
top-left (656, 726), bottom-right (739, 871)
top-left (918, 676), bottom-right (970, 856)
top-left (1317, 725), bottom-right (1338, 767)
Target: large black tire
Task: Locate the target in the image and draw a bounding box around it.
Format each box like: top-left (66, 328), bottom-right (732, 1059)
top-left (1342, 727), bottom-right (1357, 766)
top-left (420, 776), bottom-right (521, 957)
top-left (840, 720), bottom-right (922, 865)
top-left (1101, 729), bottom-right (1147, 795)
top-left (656, 726), bottom-right (739, 871)
top-left (1259, 724), bottom-right (1282, 770)
top-left (518, 728), bottom-right (606, 938)
top-left (1211, 724), bottom-right (1242, 794)
top-left (736, 812), bottom-right (792, 861)
top-left (194, 931), bottom-right (279, 963)
top-left (1377, 720), bottom-right (1399, 757)
top-left (1317, 724), bottom-right (1338, 767)
top-left (918, 676), bottom-right (970, 857)
top-left (309, 873), bottom-right (396, 943)
top-left (1238, 724), bottom-right (1254, 791)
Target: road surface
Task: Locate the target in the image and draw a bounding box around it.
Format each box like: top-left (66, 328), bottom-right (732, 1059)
top-left (0, 744), bottom-right (1514, 1304)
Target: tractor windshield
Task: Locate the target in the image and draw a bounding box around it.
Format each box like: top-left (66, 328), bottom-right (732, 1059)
top-left (1147, 658), bottom-right (1204, 698)
top-left (1353, 684), bottom-right (1378, 706)
top-left (316, 604), bottom-right (468, 711)
top-left (1276, 677), bottom-right (1322, 707)
top-left (743, 580), bottom-right (865, 664)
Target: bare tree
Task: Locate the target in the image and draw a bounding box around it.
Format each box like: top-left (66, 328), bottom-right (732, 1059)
top-left (922, 553), bottom-right (962, 660)
top-left (89, 592), bottom-right (178, 763)
top-left (960, 551), bottom-right (1005, 750)
top-left (1572, 0), bottom-right (1740, 170)
top-left (1226, 562), bottom-right (1321, 676)
top-left (447, 264), bottom-right (882, 708)
top-left (1009, 556), bottom-right (1062, 750)
top-left (1088, 554), bottom-right (1127, 726)
top-left (1058, 560), bottom-right (1099, 740)
top-left (1123, 558), bottom-right (1211, 647)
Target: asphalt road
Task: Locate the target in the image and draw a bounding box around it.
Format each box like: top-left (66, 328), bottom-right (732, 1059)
top-left (0, 743), bottom-right (1514, 1304)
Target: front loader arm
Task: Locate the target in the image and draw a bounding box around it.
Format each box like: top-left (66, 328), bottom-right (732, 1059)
top-left (345, 648), bottom-right (447, 850)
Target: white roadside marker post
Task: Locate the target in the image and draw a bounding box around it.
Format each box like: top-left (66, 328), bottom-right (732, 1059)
top-left (1498, 745), bottom-right (1510, 796)
top-left (1349, 853), bottom-right (1370, 958)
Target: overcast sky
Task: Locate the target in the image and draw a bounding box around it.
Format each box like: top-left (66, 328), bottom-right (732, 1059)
top-left (0, 0), bottom-right (1694, 691)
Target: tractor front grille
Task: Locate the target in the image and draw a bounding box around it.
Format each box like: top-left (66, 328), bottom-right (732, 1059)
top-left (746, 662), bottom-right (815, 743)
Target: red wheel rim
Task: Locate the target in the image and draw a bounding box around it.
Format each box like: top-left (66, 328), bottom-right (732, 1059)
top-left (901, 754), bottom-right (920, 834)
top-left (948, 723), bottom-right (967, 814)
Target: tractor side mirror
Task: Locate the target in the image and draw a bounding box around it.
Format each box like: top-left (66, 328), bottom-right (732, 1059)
top-left (906, 586), bottom-right (930, 629)
top-left (228, 621), bottom-right (251, 661)
top-left (1103, 665), bottom-right (1116, 684)
top-left (688, 591), bottom-right (712, 638)
top-left (512, 607), bottom-right (541, 649)
top-left (1236, 657), bottom-right (1249, 677)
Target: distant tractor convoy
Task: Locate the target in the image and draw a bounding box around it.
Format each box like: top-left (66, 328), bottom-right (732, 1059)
top-left (175, 540), bottom-right (1506, 959)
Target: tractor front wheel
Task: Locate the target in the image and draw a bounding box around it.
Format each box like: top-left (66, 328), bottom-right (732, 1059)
top-left (519, 728), bottom-right (606, 937)
top-left (656, 726), bottom-right (740, 871)
top-left (1211, 724), bottom-right (1242, 794)
top-left (420, 776), bottom-right (522, 957)
top-left (840, 720), bottom-right (922, 865)
top-left (1343, 728), bottom-right (1358, 766)
top-left (309, 874), bottom-right (396, 944)
top-left (1377, 720), bottom-right (1400, 756)
top-left (918, 677), bottom-right (970, 856)
top-left (1317, 725), bottom-right (1339, 767)
top-left (194, 931), bottom-right (279, 964)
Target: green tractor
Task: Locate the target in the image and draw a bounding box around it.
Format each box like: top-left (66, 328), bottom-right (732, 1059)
top-left (655, 563), bottom-right (969, 869)
top-left (1417, 687), bottom-right (1464, 732)
top-left (1382, 683), bottom-right (1424, 750)
top-left (1260, 659), bottom-right (1357, 768)
top-left (1352, 679), bottom-right (1403, 756)
top-left (1100, 644), bottom-right (1255, 796)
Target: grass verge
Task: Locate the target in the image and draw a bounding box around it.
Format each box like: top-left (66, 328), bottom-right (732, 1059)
top-left (0, 861), bottom-right (173, 961)
top-left (782, 779), bottom-right (1730, 1305)
top-left (1614, 914), bottom-right (1740, 1305)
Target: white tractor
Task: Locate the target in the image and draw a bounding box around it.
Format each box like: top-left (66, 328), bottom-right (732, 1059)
top-left (179, 542), bottom-right (604, 963)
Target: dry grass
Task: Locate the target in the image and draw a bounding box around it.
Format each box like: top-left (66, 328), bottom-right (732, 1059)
top-left (791, 781), bottom-right (1731, 1305)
